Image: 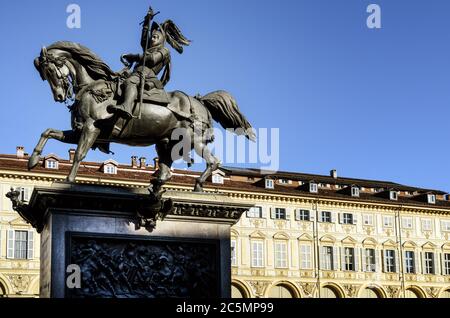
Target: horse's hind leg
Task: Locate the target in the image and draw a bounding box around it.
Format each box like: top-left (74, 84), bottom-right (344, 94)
top-left (28, 129), bottom-right (79, 170)
top-left (150, 142), bottom-right (174, 196)
top-left (193, 138), bottom-right (220, 192)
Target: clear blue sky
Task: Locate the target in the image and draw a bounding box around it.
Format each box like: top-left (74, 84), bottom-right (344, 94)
top-left (0, 0), bottom-right (449, 192)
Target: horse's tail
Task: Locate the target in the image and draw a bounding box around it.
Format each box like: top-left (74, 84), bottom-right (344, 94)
top-left (199, 91), bottom-right (256, 141)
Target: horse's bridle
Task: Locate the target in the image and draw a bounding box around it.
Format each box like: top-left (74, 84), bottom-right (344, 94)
top-left (40, 51), bottom-right (75, 102)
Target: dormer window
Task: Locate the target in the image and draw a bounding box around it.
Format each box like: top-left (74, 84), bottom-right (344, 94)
top-left (104, 164), bottom-right (117, 174)
top-left (309, 182), bottom-right (318, 193)
top-left (212, 174), bottom-right (224, 184)
top-left (427, 194), bottom-right (436, 204)
top-left (279, 179), bottom-right (289, 184)
top-left (351, 187), bottom-right (360, 197)
top-left (389, 191), bottom-right (398, 201)
top-left (45, 159), bottom-right (58, 169)
top-left (265, 179), bottom-right (274, 189)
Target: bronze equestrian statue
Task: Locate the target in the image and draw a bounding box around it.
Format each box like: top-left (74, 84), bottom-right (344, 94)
top-left (29, 6), bottom-right (255, 197)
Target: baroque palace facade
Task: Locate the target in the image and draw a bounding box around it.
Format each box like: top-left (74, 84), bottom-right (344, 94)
top-left (1, 147), bottom-right (450, 298)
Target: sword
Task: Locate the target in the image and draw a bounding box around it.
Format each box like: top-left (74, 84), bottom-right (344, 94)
top-left (136, 6), bottom-right (160, 119)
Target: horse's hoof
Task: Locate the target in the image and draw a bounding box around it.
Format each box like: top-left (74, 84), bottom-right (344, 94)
top-left (65, 176), bottom-right (75, 183)
top-left (28, 154), bottom-right (40, 170)
top-left (193, 183), bottom-right (203, 192)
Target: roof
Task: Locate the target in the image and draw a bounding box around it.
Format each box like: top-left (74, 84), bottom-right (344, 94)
top-left (0, 153), bottom-right (449, 210)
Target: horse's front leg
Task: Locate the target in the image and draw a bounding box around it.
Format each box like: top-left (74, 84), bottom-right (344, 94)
top-left (29, 129), bottom-right (80, 170)
top-left (67, 119), bottom-right (100, 182)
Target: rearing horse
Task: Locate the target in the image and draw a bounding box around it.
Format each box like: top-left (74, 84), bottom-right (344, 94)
top-left (30, 41), bottom-right (255, 194)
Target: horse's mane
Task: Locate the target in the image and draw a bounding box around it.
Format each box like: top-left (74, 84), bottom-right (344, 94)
top-left (47, 41), bottom-right (118, 80)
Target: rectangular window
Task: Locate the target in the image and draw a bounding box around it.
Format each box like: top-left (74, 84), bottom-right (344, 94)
top-left (351, 187), bottom-right (360, 197)
top-left (401, 217), bottom-right (413, 229)
top-left (265, 179), bottom-right (274, 189)
top-left (342, 213), bottom-right (354, 225)
top-left (444, 253), bottom-right (450, 276)
top-left (321, 211), bottom-right (332, 223)
top-left (322, 246), bottom-right (334, 270)
top-left (422, 219), bottom-right (432, 231)
top-left (297, 209), bottom-right (310, 221)
top-left (212, 174), bottom-right (224, 184)
top-left (251, 241), bottom-right (264, 267)
top-left (45, 160), bottom-right (58, 169)
top-left (275, 208), bottom-right (287, 220)
top-left (425, 252), bottom-right (435, 275)
top-left (383, 216), bottom-right (394, 228)
top-left (363, 214), bottom-right (374, 226)
top-left (441, 221), bottom-right (450, 232)
top-left (344, 247), bottom-right (355, 271)
top-left (364, 248), bottom-right (376, 272)
top-left (405, 251), bottom-right (415, 274)
top-left (231, 240), bottom-right (237, 266)
top-left (299, 244), bottom-right (312, 269)
top-left (247, 206), bottom-right (263, 218)
top-left (14, 230), bottom-right (28, 259)
top-left (274, 241), bottom-right (288, 268)
top-left (385, 250), bottom-right (396, 273)
top-left (309, 183), bottom-right (318, 193)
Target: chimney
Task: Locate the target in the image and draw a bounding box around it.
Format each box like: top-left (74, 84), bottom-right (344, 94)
top-left (139, 157), bottom-right (146, 169)
top-left (68, 149), bottom-right (75, 163)
top-left (131, 156), bottom-right (138, 168)
top-left (153, 157), bottom-right (159, 170)
top-left (330, 169), bottom-right (337, 179)
top-left (16, 146), bottom-right (24, 159)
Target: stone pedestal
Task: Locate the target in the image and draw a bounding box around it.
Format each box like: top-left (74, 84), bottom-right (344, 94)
top-left (22, 183), bottom-right (250, 298)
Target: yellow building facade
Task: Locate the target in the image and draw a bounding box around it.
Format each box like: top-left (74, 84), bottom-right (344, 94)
top-left (1, 148), bottom-right (450, 298)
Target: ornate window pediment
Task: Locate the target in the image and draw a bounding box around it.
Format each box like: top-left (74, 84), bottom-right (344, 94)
top-left (341, 236), bottom-right (357, 245)
top-left (273, 232), bottom-right (290, 240)
top-left (297, 233), bottom-right (313, 241)
top-left (362, 237), bottom-right (378, 247)
top-left (249, 230), bottom-right (266, 239)
top-left (319, 235), bottom-right (336, 244)
top-left (382, 239), bottom-right (397, 248)
top-left (422, 242), bottom-right (436, 250)
top-left (403, 241), bottom-right (417, 249)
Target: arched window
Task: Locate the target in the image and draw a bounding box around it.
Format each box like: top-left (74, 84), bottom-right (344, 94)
top-left (405, 288), bottom-right (421, 298)
top-left (361, 287), bottom-right (382, 298)
top-left (319, 285), bottom-right (341, 298)
top-left (268, 284), bottom-right (294, 298)
top-left (231, 283), bottom-right (246, 298)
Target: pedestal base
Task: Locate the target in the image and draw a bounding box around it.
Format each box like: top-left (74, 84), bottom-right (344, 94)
top-left (25, 183), bottom-right (251, 298)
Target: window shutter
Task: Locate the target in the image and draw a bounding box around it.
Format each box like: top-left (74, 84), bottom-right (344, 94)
top-left (352, 215), bottom-right (358, 225)
top-left (395, 251), bottom-right (399, 273)
top-left (422, 252), bottom-right (426, 274)
top-left (261, 207), bottom-right (267, 219)
top-left (333, 246), bottom-right (339, 270)
top-left (24, 187), bottom-right (31, 201)
top-left (309, 211), bottom-right (315, 222)
top-left (375, 249), bottom-right (379, 272)
top-left (331, 212), bottom-right (336, 223)
top-left (285, 209), bottom-right (290, 221)
top-left (319, 212), bottom-right (323, 223)
top-left (415, 250), bottom-right (420, 274)
top-left (382, 250), bottom-right (387, 273)
top-left (7, 230), bottom-right (14, 259)
top-left (403, 251), bottom-right (407, 273)
top-left (270, 207), bottom-right (275, 219)
top-left (433, 252), bottom-right (437, 275)
top-left (361, 248), bottom-right (366, 272)
top-left (294, 210), bottom-right (300, 221)
top-left (354, 248), bottom-right (359, 272)
top-left (337, 213), bottom-right (341, 224)
top-left (319, 247), bottom-right (324, 270)
top-left (341, 247), bottom-right (346, 270)
top-left (441, 253), bottom-right (446, 275)
top-left (27, 230), bottom-right (34, 259)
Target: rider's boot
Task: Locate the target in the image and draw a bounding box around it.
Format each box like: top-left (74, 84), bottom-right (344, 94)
top-left (109, 85), bottom-right (138, 119)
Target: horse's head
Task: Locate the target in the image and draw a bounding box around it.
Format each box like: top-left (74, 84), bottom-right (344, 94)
top-left (34, 47), bottom-right (72, 102)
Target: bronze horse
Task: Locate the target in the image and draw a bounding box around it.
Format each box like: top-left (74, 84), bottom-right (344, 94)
top-left (31, 41), bottom-right (255, 194)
